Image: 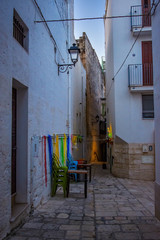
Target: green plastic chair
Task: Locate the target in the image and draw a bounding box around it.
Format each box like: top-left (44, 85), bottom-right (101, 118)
top-left (51, 153), bottom-right (68, 197)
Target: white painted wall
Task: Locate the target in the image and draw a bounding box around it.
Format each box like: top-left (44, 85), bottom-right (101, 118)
top-left (0, 0), bottom-right (86, 238)
top-left (105, 0), bottom-right (154, 144)
top-left (104, 1), bottom-right (115, 136)
top-left (152, 1), bottom-right (160, 185)
top-left (71, 59), bottom-right (86, 159)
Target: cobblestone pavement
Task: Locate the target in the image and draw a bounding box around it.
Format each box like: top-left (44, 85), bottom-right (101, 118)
top-left (5, 165), bottom-right (160, 240)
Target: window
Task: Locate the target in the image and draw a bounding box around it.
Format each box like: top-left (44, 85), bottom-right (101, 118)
top-left (101, 103), bottom-right (106, 117)
top-left (142, 94), bottom-right (154, 119)
top-left (99, 121), bottom-right (106, 135)
top-left (13, 9), bottom-right (29, 51)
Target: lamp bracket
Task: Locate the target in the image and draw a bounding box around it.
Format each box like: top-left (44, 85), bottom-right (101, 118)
top-left (58, 63), bottom-right (75, 75)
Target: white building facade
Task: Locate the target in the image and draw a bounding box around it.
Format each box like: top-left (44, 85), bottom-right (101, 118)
top-left (152, 0), bottom-right (160, 221)
top-left (104, 0), bottom-right (154, 180)
top-left (0, 0), bottom-right (86, 238)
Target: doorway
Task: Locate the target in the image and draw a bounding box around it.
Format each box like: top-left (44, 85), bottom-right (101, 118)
top-left (12, 88), bottom-right (17, 205)
top-left (142, 0), bottom-right (151, 26)
top-left (11, 80), bottom-right (28, 221)
top-left (142, 41), bottom-right (153, 86)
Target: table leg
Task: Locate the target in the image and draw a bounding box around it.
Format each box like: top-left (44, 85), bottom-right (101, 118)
top-left (84, 173), bottom-right (87, 198)
top-left (89, 166), bottom-right (91, 182)
top-left (67, 173), bottom-right (70, 197)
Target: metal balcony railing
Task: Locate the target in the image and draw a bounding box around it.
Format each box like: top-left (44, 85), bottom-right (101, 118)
top-left (130, 5), bottom-right (151, 30)
top-left (128, 64), bottom-right (153, 87)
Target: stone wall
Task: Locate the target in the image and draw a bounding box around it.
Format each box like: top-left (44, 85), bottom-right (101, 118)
top-left (112, 139), bottom-right (155, 181)
top-left (77, 33), bottom-right (105, 163)
top-left (112, 142), bottom-right (129, 179)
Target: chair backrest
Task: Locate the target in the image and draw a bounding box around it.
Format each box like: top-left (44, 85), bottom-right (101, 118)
top-left (67, 153), bottom-right (74, 166)
top-left (52, 153), bottom-right (61, 168)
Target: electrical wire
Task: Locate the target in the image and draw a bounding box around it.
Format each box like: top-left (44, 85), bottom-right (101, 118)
top-left (33, 0), bottom-right (65, 64)
top-left (112, 27), bottom-right (144, 81)
top-left (34, 14), bottom-right (148, 23)
top-left (112, 4), bottom-right (154, 81)
top-left (106, 27), bottom-right (143, 98)
top-left (105, 3), bottom-right (155, 99)
top-left (106, 24), bottom-right (143, 98)
top-left (152, 0), bottom-right (160, 15)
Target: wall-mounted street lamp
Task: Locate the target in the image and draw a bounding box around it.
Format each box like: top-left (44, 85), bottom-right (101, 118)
top-left (58, 43), bottom-right (80, 75)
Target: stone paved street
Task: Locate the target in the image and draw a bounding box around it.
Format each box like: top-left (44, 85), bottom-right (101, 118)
top-left (5, 165), bottom-right (160, 240)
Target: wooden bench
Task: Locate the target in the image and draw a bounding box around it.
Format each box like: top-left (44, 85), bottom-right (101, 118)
top-left (67, 169), bottom-right (88, 198)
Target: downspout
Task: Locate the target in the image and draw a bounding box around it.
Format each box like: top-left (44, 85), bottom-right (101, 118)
top-left (67, 1), bottom-right (72, 137)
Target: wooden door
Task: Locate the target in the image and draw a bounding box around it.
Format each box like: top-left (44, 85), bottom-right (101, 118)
top-left (142, 41), bottom-right (153, 86)
top-left (12, 88), bottom-right (17, 195)
top-left (142, 0), bottom-right (151, 26)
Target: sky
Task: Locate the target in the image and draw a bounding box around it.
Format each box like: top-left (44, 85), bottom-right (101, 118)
top-left (74, 0), bottom-right (106, 63)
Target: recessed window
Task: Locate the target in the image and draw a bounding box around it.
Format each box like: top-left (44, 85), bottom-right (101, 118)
top-left (13, 9), bottom-right (29, 51)
top-left (101, 103), bottom-right (106, 117)
top-left (142, 94), bottom-right (154, 119)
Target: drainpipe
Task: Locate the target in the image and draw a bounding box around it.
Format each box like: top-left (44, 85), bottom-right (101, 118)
top-left (67, 1), bottom-right (72, 137)
top-left (67, 73), bottom-right (71, 136)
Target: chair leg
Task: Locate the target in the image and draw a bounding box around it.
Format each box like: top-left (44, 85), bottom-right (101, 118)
top-left (84, 173), bottom-right (87, 198)
top-left (66, 172), bottom-right (70, 197)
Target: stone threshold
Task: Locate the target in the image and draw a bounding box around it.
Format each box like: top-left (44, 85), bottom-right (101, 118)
top-left (10, 203), bottom-right (29, 223)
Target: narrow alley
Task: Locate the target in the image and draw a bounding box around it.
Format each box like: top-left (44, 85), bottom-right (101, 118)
top-left (5, 165), bottom-right (160, 240)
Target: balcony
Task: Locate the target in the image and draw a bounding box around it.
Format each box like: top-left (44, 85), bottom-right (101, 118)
top-left (128, 64), bottom-right (153, 92)
top-left (130, 5), bottom-right (151, 35)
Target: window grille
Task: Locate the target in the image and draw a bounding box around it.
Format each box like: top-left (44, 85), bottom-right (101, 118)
top-left (13, 9), bottom-right (28, 51)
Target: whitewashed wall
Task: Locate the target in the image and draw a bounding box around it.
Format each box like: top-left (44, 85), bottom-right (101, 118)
top-left (71, 57), bottom-right (86, 160)
top-left (152, 0), bottom-right (160, 219)
top-left (152, 0), bottom-right (160, 185)
top-left (0, 0), bottom-right (86, 238)
top-left (104, 1), bottom-right (115, 136)
top-left (105, 0), bottom-right (154, 144)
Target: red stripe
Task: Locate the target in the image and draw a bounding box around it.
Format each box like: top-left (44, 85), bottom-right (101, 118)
top-left (44, 136), bottom-right (47, 187)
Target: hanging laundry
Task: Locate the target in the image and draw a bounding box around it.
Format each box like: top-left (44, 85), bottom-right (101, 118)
top-left (72, 135), bottom-right (78, 149)
top-left (107, 123), bottom-right (113, 139)
top-left (71, 134), bottom-right (73, 154)
top-left (60, 137), bottom-right (64, 166)
top-left (52, 134), bottom-right (56, 154)
top-left (63, 134), bottom-right (67, 166)
top-left (43, 136), bottom-right (47, 187)
top-left (67, 136), bottom-right (70, 160)
top-left (55, 135), bottom-right (59, 159)
top-left (78, 135), bottom-right (83, 143)
top-left (41, 136), bottom-right (44, 186)
top-left (47, 135), bottom-right (53, 176)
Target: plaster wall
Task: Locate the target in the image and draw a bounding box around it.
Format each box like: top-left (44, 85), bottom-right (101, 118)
top-left (152, 0), bottom-right (160, 186)
top-left (105, 0), bottom-right (154, 143)
top-left (71, 58), bottom-right (87, 160)
top-left (113, 0), bottom-right (153, 144)
top-left (104, 0), bottom-right (155, 179)
top-left (152, 0), bottom-right (160, 220)
top-left (104, 0), bottom-right (115, 136)
top-left (0, 0), bottom-right (82, 238)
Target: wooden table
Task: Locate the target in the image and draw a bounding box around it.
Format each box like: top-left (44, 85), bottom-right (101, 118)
top-left (77, 163), bottom-right (92, 182)
top-left (67, 169), bottom-right (88, 198)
